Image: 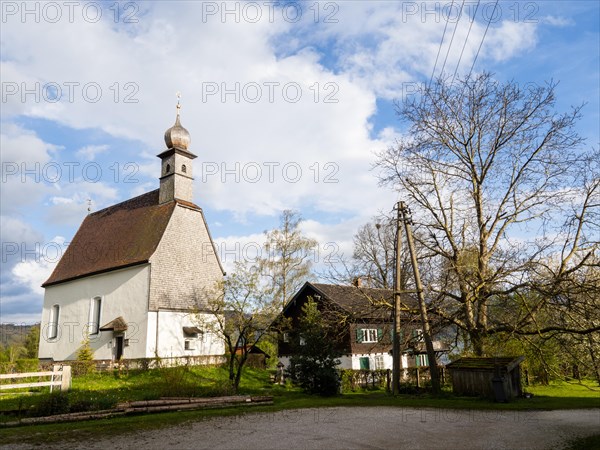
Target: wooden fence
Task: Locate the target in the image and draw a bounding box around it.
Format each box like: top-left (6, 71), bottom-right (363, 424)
top-left (0, 365), bottom-right (72, 392)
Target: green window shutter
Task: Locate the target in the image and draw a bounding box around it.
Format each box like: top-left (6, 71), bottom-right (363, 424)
top-left (390, 328), bottom-right (394, 341)
top-left (377, 329), bottom-right (383, 342)
top-left (356, 329), bottom-right (363, 343)
top-left (359, 357), bottom-right (370, 370)
top-left (424, 355), bottom-right (429, 366)
top-left (415, 355), bottom-right (420, 367)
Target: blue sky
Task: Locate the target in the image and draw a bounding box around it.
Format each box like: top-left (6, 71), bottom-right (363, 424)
top-left (1, 1), bottom-right (599, 324)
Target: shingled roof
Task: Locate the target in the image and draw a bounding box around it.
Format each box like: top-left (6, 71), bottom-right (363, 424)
top-left (42, 190), bottom-right (175, 287)
top-left (310, 283), bottom-right (395, 318)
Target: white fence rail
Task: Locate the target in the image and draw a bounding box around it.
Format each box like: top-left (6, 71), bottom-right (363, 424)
top-left (0, 365), bottom-right (72, 392)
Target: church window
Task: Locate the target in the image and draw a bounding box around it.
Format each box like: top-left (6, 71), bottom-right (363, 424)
top-left (49, 305), bottom-right (60, 339)
top-left (89, 296), bottom-right (102, 335)
top-left (166, 164), bottom-right (171, 174)
top-left (181, 164), bottom-right (187, 173)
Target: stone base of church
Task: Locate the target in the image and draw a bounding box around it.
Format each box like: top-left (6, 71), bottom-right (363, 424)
top-left (39, 354), bottom-right (227, 372)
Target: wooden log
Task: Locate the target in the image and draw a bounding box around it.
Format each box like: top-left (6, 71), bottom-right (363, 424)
top-left (121, 395), bottom-right (273, 409)
top-left (1, 409), bottom-right (128, 427)
top-left (124, 399), bottom-right (274, 414)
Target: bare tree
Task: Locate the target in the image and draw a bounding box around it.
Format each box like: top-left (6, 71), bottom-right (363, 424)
top-left (260, 210), bottom-right (318, 310)
top-left (198, 262), bottom-right (279, 392)
top-left (352, 215), bottom-right (397, 289)
top-left (375, 72), bottom-right (599, 356)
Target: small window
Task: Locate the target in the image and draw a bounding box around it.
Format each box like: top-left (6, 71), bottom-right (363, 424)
top-left (181, 164), bottom-right (187, 173)
top-left (412, 329), bottom-right (424, 342)
top-left (165, 163), bottom-right (171, 174)
top-left (49, 305), bottom-right (60, 339)
top-left (375, 355), bottom-right (385, 370)
top-left (89, 297), bottom-right (101, 335)
top-left (299, 336), bottom-right (306, 346)
top-left (283, 332), bottom-right (290, 343)
top-left (184, 340), bottom-right (195, 351)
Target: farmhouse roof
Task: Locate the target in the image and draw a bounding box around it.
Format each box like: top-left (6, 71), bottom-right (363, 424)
top-left (284, 282), bottom-right (416, 320)
top-left (42, 189), bottom-right (220, 287)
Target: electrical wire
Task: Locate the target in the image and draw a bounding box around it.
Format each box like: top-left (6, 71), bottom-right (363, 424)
top-left (439, 0), bottom-right (466, 79)
top-left (451, 0), bottom-right (481, 85)
top-left (428, 1), bottom-right (455, 90)
top-left (465, 0), bottom-right (499, 83)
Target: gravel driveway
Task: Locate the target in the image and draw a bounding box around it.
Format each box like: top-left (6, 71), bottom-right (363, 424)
top-left (5, 407), bottom-right (599, 450)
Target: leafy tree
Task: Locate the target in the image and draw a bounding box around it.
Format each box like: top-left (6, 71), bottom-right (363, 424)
top-left (24, 325), bottom-right (40, 359)
top-left (288, 298), bottom-right (341, 396)
top-left (375, 72), bottom-right (599, 356)
top-left (199, 261), bottom-right (280, 392)
top-left (260, 210), bottom-right (318, 310)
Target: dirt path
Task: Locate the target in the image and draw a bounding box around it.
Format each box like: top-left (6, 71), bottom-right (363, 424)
top-left (5, 407), bottom-right (599, 449)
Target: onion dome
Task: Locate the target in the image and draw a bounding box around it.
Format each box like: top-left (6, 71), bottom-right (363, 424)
top-left (164, 100), bottom-right (191, 150)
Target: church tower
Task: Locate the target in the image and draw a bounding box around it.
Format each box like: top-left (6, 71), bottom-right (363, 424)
top-left (158, 100), bottom-right (197, 204)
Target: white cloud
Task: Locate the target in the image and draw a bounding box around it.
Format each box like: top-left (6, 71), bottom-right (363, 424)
top-left (76, 144), bottom-right (109, 161)
top-left (542, 16), bottom-right (574, 27)
top-left (12, 259), bottom-right (55, 296)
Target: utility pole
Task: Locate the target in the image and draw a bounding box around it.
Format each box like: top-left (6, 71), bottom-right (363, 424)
top-left (399, 202), bottom-right (441, 394)
top-left (392, 203), bottom-right (402, 395)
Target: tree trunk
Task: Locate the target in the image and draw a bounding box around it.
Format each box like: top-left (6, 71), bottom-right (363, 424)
top-left (471, 332), bottom-right (485, 357)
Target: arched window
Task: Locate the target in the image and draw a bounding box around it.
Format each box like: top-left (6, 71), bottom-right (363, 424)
top-left (165, 164), bottom-right (171, 174)
top-left (49, 304), bottom-right (60, 339)
top-left (90, 296), bottom-right (102, 335)
top-left (181, 164), bottom-right (187, 173)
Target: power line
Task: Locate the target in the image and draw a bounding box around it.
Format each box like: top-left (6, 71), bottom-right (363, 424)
top-left (428, 0), bottom-right (455, 90)
top-left (451, 0), bottom-right (481, 85)
top-left (439, 0), bottom-right (466, 79)
top-left (465, 0), bottom-right (498, 83)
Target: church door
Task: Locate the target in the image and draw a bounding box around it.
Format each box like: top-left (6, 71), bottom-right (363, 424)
top-left (115, 336), bottom-right (124, 360)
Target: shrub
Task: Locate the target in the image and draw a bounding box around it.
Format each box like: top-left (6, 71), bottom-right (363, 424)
top-left (75, 339), bottom-right (95, 376)
top-left (15, 358), bottom-right (39, 373)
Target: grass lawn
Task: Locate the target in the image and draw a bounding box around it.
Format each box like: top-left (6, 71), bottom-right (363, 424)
top-left (1, 367), bottom-right (598, 446)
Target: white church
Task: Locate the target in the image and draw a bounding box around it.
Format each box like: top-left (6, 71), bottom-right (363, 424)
top-left (38, 106), bottom-right (226, 365)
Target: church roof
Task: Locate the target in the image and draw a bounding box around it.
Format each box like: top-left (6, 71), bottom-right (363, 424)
top-left (42, 190), bottom-right (175, 287)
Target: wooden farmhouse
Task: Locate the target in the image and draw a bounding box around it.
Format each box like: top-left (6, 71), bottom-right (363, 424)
top-left (277, 281), bottom-right (449, 371)
top-left (38, 107), bottom-right (225, 366)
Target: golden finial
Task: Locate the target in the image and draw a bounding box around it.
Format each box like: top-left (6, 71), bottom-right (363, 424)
top-left (176, 91), bottom-right (181, 115)
top-left (87, 198), bottom-right (92, 214)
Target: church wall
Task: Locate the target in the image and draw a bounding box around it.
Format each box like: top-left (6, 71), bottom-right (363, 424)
top-left (147, 310), bottom-right (224, 359)
top-left (38, 265), bottom-right (150, 361)
top-left (148, 204), bottom-right (223, 311)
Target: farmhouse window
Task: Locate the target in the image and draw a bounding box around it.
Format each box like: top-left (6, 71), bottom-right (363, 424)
top-left (283, 332), bottom-right (290, 343)
top-left (356, 328), bottom-right (381, 343)
top-left (375, 355), bottom-right (385, 370)
top-left (184, 339), bottom-right (195, 351)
